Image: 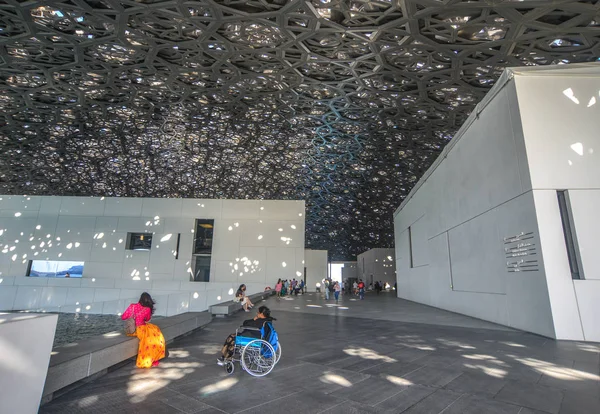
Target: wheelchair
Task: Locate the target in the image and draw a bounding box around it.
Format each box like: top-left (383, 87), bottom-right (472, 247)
top-left (223, 322), bottom-right (281, 377)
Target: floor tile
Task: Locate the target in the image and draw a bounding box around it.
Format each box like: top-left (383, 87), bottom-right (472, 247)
top-left (494, 380), bottom-right (564, 414)
top-left (444, 371), bottom-right (507, 397)
top-left (400, 389), bottom-right (462, 413)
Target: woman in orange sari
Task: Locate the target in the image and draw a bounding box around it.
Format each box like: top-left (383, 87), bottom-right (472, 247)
top-left (121, 292), bottom-right (165, 368)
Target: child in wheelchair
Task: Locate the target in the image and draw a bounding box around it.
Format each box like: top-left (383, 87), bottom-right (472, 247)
top-left (217, 305), bottom-right (276, 365)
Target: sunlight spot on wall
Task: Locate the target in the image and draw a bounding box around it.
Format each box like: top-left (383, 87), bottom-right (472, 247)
top-left (11, 254), bottom-right (17, 261)
top-left (296, 271), bottom-right (302, 277)
top-left (282, 262), bottom-right (287, 267)
top-left (228, 226), bottom-right (233, 231)
top-left (291, 225), bottom-right (296, 229)
top-left (14, 212), bottom-right (21, 217)
top-left (35, 225), bottom-right (41, 230)
top-left (260, 206), bottom-right (264, 210)
top-left (86, 305), bottom-right (91, 310)
top-left (257, 235), bottom-right (263, 240)
top-left (228, 288), bottom-right (234, 295)
top-left (92, 278), bottom-right (95, 282)
top-left (217, 296), bottom-right (221, 300)
top-left (562, 88), bottom-right (580, 104)
top-left (58, 253), bottom-right (63, 257)
top-left (278, 228), bottom-right (283, 232)
top-left (588, 96), bottom-right (596, 107)
top-left (570, 142), bottom-right (584, 156)
top-left (161, 234), bottom-right (172, 242)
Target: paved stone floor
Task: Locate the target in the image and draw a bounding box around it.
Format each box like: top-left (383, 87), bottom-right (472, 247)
top-left (40, 292), bottom-right (600, 414)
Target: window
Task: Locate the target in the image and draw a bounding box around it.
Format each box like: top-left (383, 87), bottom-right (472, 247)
top-left (191, 255), bottom-right (211, 282)
top-left (27, 260), bottom-right (84, 278)
top-left (557, 191), bottom-right (583, 279)
top-left (194, 219), bottom-right (214, 254)
top-left (408, 226), bottom-right (414, 268)
top-left (126, 233), bottom-right (153, 251)
top-left (191, 219), bottom-right (214, 282)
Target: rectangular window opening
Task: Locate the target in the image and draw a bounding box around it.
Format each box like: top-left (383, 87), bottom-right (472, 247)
top-left (408, 226), bottom-right (414, 268)
top-left (557, 190), bottom-right (583, 280)
top-left (126, 233), bottom-right (153, 251)
top-left (27, 260), bottom-right (84, 278)
top-left (191, 219), bottom-right (214, 282)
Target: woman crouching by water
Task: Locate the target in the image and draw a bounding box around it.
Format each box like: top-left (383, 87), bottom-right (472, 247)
top-left (121, 292), bottom-right (166, 368)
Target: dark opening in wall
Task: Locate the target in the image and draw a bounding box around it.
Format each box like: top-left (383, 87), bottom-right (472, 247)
top-left (126, 233), bottom-right (153, 251)
top-left (557, 190), bottom-right (583, 280)
top-left (191, 219), bottom-right (214, 282)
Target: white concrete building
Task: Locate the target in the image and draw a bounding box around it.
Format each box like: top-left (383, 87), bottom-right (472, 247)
top-left (357, 248), bottom-right (396, 287)
top-left (394, 64), bottom-right (600, 341)
top-left (0, 197), bottom-right (305, 316)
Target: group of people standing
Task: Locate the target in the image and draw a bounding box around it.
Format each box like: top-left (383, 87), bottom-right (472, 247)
top-left (323, 279), bottom-right (342, 302)
top-left (274, 278), bottom-right (305, 299)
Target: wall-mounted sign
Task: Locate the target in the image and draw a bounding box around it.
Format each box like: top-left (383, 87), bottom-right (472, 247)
top-left (504, 232), bottom-right (539, 272)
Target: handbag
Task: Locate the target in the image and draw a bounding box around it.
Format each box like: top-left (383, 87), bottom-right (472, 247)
top-left (124, 307), bottom-right (137, 335)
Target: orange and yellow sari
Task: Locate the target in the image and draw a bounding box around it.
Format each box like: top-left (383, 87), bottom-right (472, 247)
top-left (128, 323), bottom-right (166, 368)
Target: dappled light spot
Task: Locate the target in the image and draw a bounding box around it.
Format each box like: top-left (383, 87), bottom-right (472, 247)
top-left (102, 332), bottom-right (121, 338)
top-left (500, 341), bottom-right (525, 348)
top-left (512, 356), bottom-right (600, 381)
top-left (343, 347), bottom-right (396, 363)
top-left (200, 377), bottom-right (238, 396)
top-left (195, 344), bottom-right (221, 354)
top-left (437, 338), bottom-right (476, 349)
top-left (128, 379), bottom-right (169, 403)
top-left (463, 363), bottom-right (507, 378)
top-left (306, 304), bottom-right (322, 308)
top-left (462, 354), bottom-right (497, 361)
top-left (320, 373), bottom-right (353, 387)
top-left (77, 395), bottom-right (99, 408)
top-left (385, 375), bottom-right (413, 387)
top-left (167, 349), bottom-right (190, 358)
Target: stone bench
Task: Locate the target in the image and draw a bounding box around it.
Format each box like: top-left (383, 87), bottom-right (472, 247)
top-left (41, 311), bottom-right (212, 404)
top-left (209, 291), bottom-right (273, 317)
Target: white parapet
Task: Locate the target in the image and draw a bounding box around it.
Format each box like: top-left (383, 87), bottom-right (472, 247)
top-left (0, 312), bottom-right (58, 414)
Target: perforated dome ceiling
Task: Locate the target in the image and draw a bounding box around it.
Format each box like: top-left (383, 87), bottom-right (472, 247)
top-left (1, 0), bottom-right (599, 259)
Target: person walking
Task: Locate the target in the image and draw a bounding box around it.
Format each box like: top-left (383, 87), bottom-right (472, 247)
top-left (334, 281), bottom-right (341, 303)
top-left (275, 278), bottom-right (282, 300)
top-left (358, 279), bottom-right (365, 300)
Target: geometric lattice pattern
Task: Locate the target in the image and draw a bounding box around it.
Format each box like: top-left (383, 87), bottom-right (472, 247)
top-left (1, 1), bottom-right (599, 259)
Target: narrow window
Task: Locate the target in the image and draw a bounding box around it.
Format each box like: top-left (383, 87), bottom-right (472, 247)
top-left (191, 219), bottom-right (214, 282)
top-left (557, 191), bottom-right (583, 279)
top-left (126, 233), bottom-right (153, 251)
top-left (408, 226), bottom-right (414, 268)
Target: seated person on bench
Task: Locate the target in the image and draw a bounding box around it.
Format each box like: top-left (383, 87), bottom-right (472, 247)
top-left (217, 305), bottom-right (276, 365)
top-left (236, 284), bottom-right (255, 312)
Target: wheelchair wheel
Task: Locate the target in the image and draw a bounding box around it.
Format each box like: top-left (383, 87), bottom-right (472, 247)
top-left (274, 342), bottom-right (282, 364)
top-left (241, 339), bottom-right (276, 377)
top-left (225, 361), bottom-right (235, 375)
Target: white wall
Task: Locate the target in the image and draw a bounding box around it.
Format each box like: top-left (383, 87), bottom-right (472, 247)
top-left (304, 249), bottom-right (327, 291)
top-left (393, 72), bottom-right (557, 338)
top-left (516, 71), bottom-right (600, 340)
top-left (357, 248), bottom-right (395, 286)
top-left (0, 313), bottom-right (57, 414)
top-left (393, 65), bottom-right (600, 341)
top-left (0, 196), bottom-right (305, 316)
